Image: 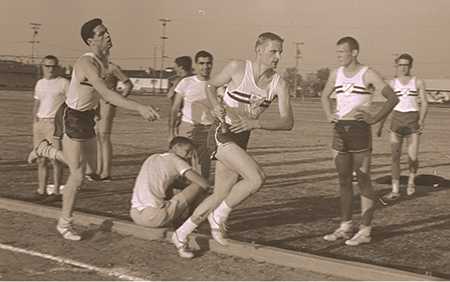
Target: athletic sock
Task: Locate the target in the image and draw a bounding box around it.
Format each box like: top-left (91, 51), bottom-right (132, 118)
top-left (175, 218), bottom-right (198, 242)
top-left (408, 173), bottom-right (416, 185)
top-left (340, 220), bottom-right (353, 230)
top-left (392, 179), bottom-right (400, 194)
top-left (58, 216), bottom-right (73, 227)
top-left (214, 201), bottom-right (232, 223)
top-left (358, 225), bottom-right (372, 235)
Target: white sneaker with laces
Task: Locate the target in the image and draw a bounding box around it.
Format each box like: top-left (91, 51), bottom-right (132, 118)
top-left (56, 224), bottom-right (82, 241)
top-left (323, 227), bottom-right (353, 241)
top-left (345, 230), bottom-right (371, 246)
top-left (207, 212), bottom-right (229, 246)
top-left (171, 232), bottom-right (194, 259)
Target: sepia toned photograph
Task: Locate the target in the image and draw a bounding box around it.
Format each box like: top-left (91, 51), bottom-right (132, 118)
top-left (0, 0), bottom-right (449, 280)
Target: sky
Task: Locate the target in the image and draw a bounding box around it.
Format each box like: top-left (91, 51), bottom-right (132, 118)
top-left (2, 0), bottom-right (450, 78)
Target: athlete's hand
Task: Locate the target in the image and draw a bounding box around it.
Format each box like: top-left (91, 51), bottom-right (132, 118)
top-left (327, 113), bottom-right (338, 123)
top-left (212, 105), bottom-right (226, 122)
top-left (229, 118), bottom-right (260, 133)
top-left (138, 105), bottom-right (160, 121)
top-left (354, 109), bottom-right (375, 124)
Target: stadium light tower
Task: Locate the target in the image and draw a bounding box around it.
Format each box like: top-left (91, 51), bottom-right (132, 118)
top-left (159, 18), bottom-right (171, 93)
top-left (29, 22), bottom-right (42, 64)
top-left (294, 41), bottom-right (304, 99)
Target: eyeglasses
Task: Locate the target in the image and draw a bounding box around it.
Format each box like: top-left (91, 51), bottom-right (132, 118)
top-left (397, 64), bottom-right (410, 67)
top-left (43, 65), bottom-right (57, 68)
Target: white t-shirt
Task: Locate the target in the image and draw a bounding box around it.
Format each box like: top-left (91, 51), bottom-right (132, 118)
top-left (34, 77), bottom-right (69, 118)
top-left (131, 153), bottom-right (191, 210)
top-left (175, 75), bottom-right (214, 125)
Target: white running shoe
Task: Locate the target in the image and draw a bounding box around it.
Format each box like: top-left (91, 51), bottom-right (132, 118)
top-left (345, 230), bottom-right (371, 246)
top-left (207, 212), bottom-right (229, 246)
top-left (323, 227), bottom-right (353, 241)
top-left (57, 223), bottom-right (82, 241)
top-left (406, 184), bottom-right (416, 196)
top-left (171, 232), bottom-right (194, 259)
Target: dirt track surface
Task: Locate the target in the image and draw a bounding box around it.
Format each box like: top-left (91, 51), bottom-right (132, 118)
top-left (1, 90), bottom-right (450, 279)
top-left (0, 209), bottom-right (343, 281)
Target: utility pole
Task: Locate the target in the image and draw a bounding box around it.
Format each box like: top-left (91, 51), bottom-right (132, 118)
top-left (294, 42), bottom-right (304, 100)
top-left (29, 22), bottom-right (42, 64)
top-left (159, 18), bottom-right (171, 93)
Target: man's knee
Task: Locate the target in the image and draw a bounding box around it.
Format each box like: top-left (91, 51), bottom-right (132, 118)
top-left (247, 170), bottom-right (265, 194)
top-left (69, 169), bottom-right (85, 187)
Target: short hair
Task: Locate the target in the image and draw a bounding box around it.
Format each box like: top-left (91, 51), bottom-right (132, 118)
top-left (175, 56), bottom-right (192, 72)
top-left (336, 36), bottom-right (359, 51)
top-left (42, 55), bottom-right (59, 65)
top-left (255, 32), bottom-right (284, 50)
top-left (195, 50), bottom-right (213, 63)
top-left (169, 136), bottom-right (194, 149)
top-left (81, 18), bottom-right (103, 45)
top-left (395, 53), bottom-right (414, 65)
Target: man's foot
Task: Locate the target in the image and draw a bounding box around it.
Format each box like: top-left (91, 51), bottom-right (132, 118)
top-left (345, 230), bottom-right (371, 246)
top-left (406, 184), bottom-right (416, 196)
top-left (207, 212), bottom-right (229, 246)
top-left (99, 176), bottom-right (112, 182)
top-left (382, 192), bottom-right (401, 202)
top-left (57, 222), bottom-right (82, 241)
top-left (85, 173), bottom-right (101, 182)
top-left (171, 232), bottom-right (194, 259)
top-left (323, 226), bottom-right (353, 241)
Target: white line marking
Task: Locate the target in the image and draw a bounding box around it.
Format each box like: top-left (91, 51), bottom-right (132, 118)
top-left (0, 243), bottom-right (146, 281)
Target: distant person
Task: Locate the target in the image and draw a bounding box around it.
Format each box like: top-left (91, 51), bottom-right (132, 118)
top-left (320, 36), bottom-right (398, 246)
top-left (29, 55), bottom-right (69, 198)
top-left (169, 50), bottom-right (215, 179)
top-left (378, 53), bottom-right (428, 202)
top-left (171, 32), bottom-right (294, 258)
top-left (85, 61), bottom-right (133, 182)
top-left (130, 137), bottom-right (209, 238)
top-left (28, 18), bottom-right (160, 241)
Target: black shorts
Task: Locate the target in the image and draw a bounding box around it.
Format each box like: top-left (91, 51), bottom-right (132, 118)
top-left (63, 106), bottom-right (97, 140)
top-left (390, 110), bottom-right (419, 136)
top-left (53, 102), bottom-right (67, 140)
top-left (207, 121), bottom-right (251, 159)
top-left (332, 120), bottom-right (371, 153)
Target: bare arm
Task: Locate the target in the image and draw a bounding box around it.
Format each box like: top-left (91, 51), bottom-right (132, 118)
top-left (168, 92), bottom-right (184, 141)
top-left (416, 78), bottom-right (428, 131)
top-left (32, 99), bottom-right (40, 122)
top-left (80, 57), bottom-right (159, 120)
top-left (112, 64), bottom-right (133, 97)
top-left (320, 69), bottom-right (338, 123)
top-left (183, 169), bottom-right (210, 191)
top-left (358, 69), bottom-right (399, 125)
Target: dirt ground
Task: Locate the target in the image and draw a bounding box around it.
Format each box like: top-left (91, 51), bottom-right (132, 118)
top-left (1, 90), bottom-right (450, 279)
top-left (0, 209), bottom-right (343, 280)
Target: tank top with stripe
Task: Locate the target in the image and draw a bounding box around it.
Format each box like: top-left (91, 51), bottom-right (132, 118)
top-left (391, 77), bottom-right (419, 112)
top-left (66, 52), bottom-right (107, 111)
top-left (334, 66), bottom-right (372, 120)
top-left (223, 60), bottom-right (280, 123)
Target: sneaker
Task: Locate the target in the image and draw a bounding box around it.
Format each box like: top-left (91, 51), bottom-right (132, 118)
top-left (85, 173), bottom-right (100, 182)
top-left (171, 232), bottom-right (194, 259)
top-left (406, 184), bottom-right (416, 196)
top-left (323, 227), bottom-right (353, 241)
top-left (382, 192), bottom-right (401, 202)
top-left (100, 176), bottom-right (112, 183)
top-left (46, 184), bottom-right (65, 195)
top-left (57, 223), bottom-right (82, 241)
top-left (207, 212), bottom-right (229, 246)
top-left (345, 230), bottom-right (371, 246)
top-left (27, 139), bottom-right (53, 163)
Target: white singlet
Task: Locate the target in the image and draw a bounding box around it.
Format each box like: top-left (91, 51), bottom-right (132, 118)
top-left (391, 77), bottom-right (419, 112)
top-left (334, 66), bottom-right (372, 120)
top-left (65, 53), bottom-right (107, 111)
top-left (223, 60), bottom-right (280, 123)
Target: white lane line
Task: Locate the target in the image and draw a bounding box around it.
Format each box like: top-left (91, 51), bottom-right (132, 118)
top-left (0, 243), bottom-right (146, 281)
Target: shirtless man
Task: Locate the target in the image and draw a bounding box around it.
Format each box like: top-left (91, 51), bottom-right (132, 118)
top-left (171, 32), bottom-right (294, 258)
top-left (29, 18), bottom-right (159, 240)
top-left (378, 53), bottom-right (428, 202)
top-left (321, 36), bottom-right (398, 246)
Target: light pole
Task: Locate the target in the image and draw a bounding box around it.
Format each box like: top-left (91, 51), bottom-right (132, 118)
top-left (29, 22), bottom-right (42, 64)
top-left (294, 41), bottom-right (304, 99)
top-left (159, 18), bottom-right (171, 93)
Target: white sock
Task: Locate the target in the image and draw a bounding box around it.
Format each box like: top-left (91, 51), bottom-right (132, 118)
top-left (408, 173), bottom-right (416, 185)
top-left (214, 201), bottom-right (232, 223)
top-left (359, 225), bottom-right (372, 235)
top-left (340, 220), bottom-right (353, 230)
top-left (176, 218), bottom-right (197, 242)
top-left (392, 179), bottom-right (400, 193)
top-left (58, 216), bottom-right (73, 227)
